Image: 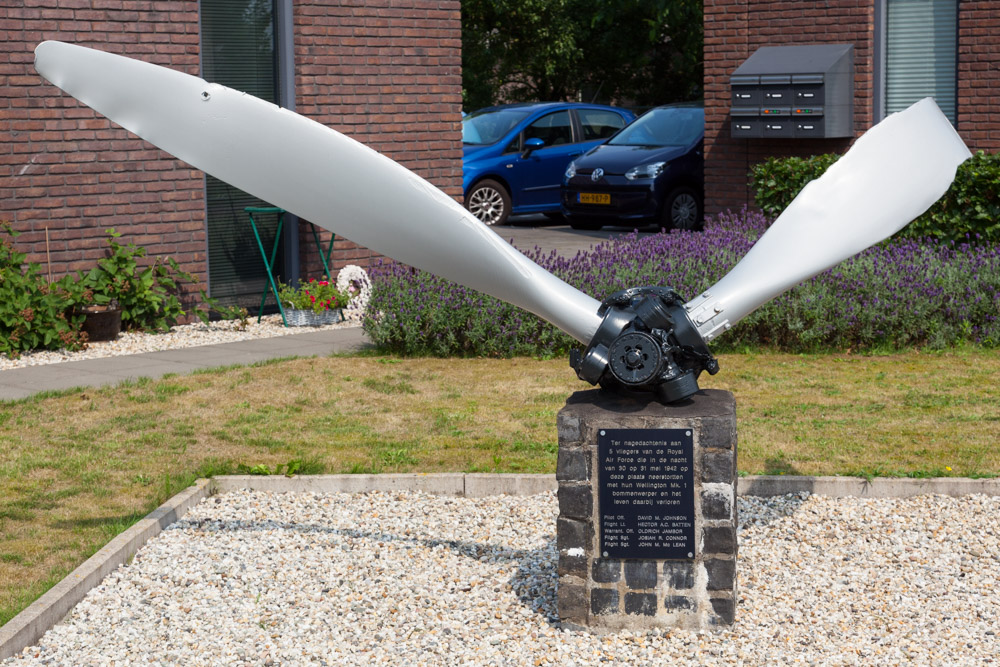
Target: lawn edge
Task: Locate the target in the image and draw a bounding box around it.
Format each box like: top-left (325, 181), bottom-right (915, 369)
top-left (3, 473), bottom-right (999, 660)
top-left (0, 479), bottom-right (213, 661)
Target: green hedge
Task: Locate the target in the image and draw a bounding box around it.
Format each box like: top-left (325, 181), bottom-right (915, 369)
top-left (748, 153), bottom-right (840, 219)
top-left (749, 150), bottom-right (1000, 243)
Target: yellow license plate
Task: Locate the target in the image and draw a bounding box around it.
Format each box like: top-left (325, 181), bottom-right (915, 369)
top-left (579, 192), bottom-right (611, 205)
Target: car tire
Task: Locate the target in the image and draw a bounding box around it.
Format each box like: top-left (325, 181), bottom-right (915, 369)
top-left (661, 186), bottom-right (703, 231)
top-left (465, 179), bottom-right (511, 226)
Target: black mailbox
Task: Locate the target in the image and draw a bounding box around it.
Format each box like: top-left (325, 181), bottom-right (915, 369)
top-left (729, 44), bottom-right (853, 139)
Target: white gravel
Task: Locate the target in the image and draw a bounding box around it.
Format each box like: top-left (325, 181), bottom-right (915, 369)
top-left (4, 490), bottom-right (998, 666)
top-left (0, 316), bottom-right (361, 371)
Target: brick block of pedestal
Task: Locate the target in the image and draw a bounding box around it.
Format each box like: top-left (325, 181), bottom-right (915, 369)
top-left (556, 388), bottom-right (738, 631)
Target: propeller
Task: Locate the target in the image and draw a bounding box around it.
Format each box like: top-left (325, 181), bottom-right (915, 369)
top-left (34, 42), bottom-right (971, 403)
top-left (572, 97), bottom-right (971, 401)
top-left (33, 41), bottom-right (602, 345)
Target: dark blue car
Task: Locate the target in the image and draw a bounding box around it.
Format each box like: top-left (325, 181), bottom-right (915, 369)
top-left (462, 102), bottom-right (636, 226)
top-left (561, 105), bottom-right (705, 231)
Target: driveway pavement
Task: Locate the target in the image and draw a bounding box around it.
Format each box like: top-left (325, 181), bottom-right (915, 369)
top-left (496, 219), bottom-right (660, 257)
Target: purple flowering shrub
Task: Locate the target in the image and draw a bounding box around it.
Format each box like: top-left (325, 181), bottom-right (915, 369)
top-left (364, 208), bottom-right (1000, 356)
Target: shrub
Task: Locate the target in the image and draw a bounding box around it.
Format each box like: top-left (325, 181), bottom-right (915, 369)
top-left (749, 153), bottom-right (840, 219)
top-left (364, 208), bottom-right (1000, 355)
top-left (73, 229), bottom-right (203, 332)
top-left (0, 222), bottom-right (86, 358)
top-left (906, 150), bottom-right (1000, 243)
top-left (750, 150), bottom-right (1000, 244)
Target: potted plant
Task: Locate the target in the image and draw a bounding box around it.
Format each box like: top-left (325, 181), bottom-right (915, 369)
top-left (58, 276), bottom-right (122, 342)
top-left (277, 277), bottom-right (349, 326)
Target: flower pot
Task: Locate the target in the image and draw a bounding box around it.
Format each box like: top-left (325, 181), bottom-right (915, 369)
top-left (285, 307), bottom-right (343, 327)
top-left (77, 304), bottom-right (122, 342)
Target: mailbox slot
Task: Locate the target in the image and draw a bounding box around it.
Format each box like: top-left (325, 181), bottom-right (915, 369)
top-left (792, 74), bottom-right (825, 105)
top-left (760, 75), bottom-right (792, 104)
top-left (794, 120), bottom-right (825, 138)
top-left (731, 106), bottom-right (762, 138)
top-left (731, 74), bottom-right (761, 106)
top-left (763, 121), bottom-right (793, 138)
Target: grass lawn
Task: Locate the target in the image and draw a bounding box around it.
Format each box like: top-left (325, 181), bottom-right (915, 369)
top-left (1, 347), bottom-right (998, 624)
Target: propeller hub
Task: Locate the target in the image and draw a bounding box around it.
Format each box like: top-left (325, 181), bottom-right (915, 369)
top-left (570, 287), bottom-right (719, 403)
top-left (609, 331), bottom-right (660, 385)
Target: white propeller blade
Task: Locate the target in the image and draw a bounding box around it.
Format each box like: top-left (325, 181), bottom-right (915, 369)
top-left (686, 98), bottom-right (971, 342)
top-left (33, 41), bottom-right (603, 343)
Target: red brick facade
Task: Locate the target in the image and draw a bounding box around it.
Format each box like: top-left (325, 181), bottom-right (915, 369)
top-left (1, 0), bottom-right (461, 298)
top-left (956, 2), bottom-right (1000, 149)
top-left (294, 0), bottom-right (463, 278)
top-left (1, 1), bottom-right (206, 280)
top-left (704, 0), bottom-right (1000, 215)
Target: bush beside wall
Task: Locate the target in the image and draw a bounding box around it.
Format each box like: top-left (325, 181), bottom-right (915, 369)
top-left (749, 150), bottom-right (1000, 244)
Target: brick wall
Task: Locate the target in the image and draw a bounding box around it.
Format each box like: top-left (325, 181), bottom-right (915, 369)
top-left (704, 0), bottom-right (873, 215)
top-left (294, 0), bottom-right (463, 279)
top-left (1, 0), bottom-right (463, 296)
top-left (956, 2), bottom-right (1000, 150)
top-left (1, 1), bottom-right (205, 284)
top-left (704, 0), bottom-right (1000, 215)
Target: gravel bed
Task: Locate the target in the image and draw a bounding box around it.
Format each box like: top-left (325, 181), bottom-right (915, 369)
top-left (5, 490), bottom-right (998, 666)
top-left (0, 316), bottom-right (361, 371)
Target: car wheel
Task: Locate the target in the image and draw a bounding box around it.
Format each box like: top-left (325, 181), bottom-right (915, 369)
top-left (466, 179), bottom-right (511, 226)
top-left (661, 186), bottom-right (703, 231)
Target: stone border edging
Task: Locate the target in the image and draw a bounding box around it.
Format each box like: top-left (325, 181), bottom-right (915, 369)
top-left (0, 479), bottom-right (214, 661)
top-left (738, 474), bottom-right (1000, 497)
top-left (209, 473), bottom-right (559, 497)
top-left (3, 472), bottom-right (998, 660)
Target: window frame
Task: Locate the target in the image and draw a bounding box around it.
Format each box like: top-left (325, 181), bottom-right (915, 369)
top-left (874, 0), bottom-right (959, 124)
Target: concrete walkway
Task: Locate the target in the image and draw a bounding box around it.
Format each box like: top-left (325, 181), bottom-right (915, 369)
top-left (0, 326), bottom-right (372, 401)
top-left (497, 221), bottom-right (660, 258)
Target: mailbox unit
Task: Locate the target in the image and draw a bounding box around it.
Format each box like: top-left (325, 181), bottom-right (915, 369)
top-left (730, 44), bottom-right (853, 139)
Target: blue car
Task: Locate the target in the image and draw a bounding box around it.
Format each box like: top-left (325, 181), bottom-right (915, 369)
top-left (462, 103), bottom-right (636, 226)
top-left (561, 104), bottom-right (705, 231)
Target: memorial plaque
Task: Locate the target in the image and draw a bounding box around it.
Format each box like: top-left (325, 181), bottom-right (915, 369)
top-left (598, 428), bottom-right (695, 560)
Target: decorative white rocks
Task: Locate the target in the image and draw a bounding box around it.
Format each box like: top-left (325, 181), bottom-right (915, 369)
top-left (4, 489), bottom-right (997, 665)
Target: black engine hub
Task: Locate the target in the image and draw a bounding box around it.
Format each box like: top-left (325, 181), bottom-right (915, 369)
top-left (570, 286), bottom-right (719, 403)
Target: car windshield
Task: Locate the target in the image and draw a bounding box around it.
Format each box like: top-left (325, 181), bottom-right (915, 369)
top-left (608, 107), bottom-right (704, 147)
top-left (462, 108), bottom-right (532, 145)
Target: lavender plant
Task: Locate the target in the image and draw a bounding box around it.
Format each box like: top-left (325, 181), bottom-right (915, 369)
top-left (363, 208), bottom-right (1000, 356)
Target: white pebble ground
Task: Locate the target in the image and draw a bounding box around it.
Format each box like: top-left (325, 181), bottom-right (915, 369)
top-left (5, 490), bottom-right (998, 666)
top-left (0, 316), bottom-right (360, 371)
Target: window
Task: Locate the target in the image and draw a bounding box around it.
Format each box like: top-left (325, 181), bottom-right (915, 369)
top-left (524, 111), bottom-right (574, 147)
top-left (578, 109), bottom-right (627, 141)
top-left (877, 0), bottom-right (958, 123)
top-left (200, 0), bottom-right (283, 306)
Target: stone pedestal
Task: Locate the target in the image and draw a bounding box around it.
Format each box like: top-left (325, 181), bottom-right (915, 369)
top-left (556, 388), bottom-right (738, 631)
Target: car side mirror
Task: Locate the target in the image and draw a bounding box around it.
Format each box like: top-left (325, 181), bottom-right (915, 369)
top-left (521, 137), bottom-right (545, 158)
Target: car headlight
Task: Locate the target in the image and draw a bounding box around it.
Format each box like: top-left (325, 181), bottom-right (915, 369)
top-left (625, 162), bottom-right (666, 180)
top-left (564, 161), bottom-right (577, 179)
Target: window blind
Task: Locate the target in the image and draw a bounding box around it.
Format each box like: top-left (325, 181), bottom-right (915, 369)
top-left (885, 0), bottom-right (957, 122)
top-left (200, 0), bottom-right (282, 306)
